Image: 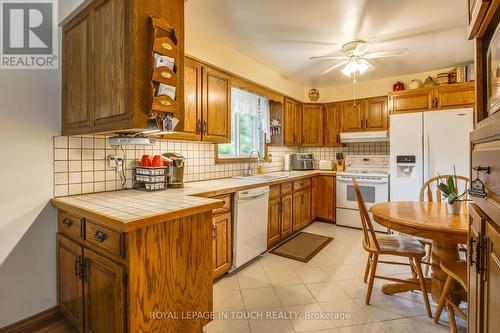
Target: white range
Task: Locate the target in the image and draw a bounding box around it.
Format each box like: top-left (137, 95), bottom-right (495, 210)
top-left (336, 155), bottom-right (390, 232)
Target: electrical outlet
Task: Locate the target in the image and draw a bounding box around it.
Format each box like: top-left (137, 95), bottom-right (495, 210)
top-left (107, 154), bottom-right (118, 168)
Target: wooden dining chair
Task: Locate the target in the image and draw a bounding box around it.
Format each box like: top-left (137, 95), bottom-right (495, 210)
top-left (353, 179), bottom-right (432, 318)
top-left (433, 260), bottom-right (467, 333)
top-left (419, 175), bottom-right (470, 275)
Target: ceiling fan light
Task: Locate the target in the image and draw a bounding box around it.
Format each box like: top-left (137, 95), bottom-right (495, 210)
top-left (357, 61), bottom-right (369, 74)
top-left (341, 66), bottom-right (352, 77)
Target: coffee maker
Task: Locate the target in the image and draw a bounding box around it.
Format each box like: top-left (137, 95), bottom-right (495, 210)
top-left (163, 153), bottom-right (185, 188)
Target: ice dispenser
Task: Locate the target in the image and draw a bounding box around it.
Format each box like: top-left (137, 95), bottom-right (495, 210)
top-left (396, 155), bottom-right (416, 178)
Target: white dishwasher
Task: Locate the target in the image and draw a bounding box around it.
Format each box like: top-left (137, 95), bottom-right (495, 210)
top-left (232, 186), bottom-right (269, 271)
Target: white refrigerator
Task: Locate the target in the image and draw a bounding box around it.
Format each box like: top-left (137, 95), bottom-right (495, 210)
top-left (390, 108), bottom-right (473, 201)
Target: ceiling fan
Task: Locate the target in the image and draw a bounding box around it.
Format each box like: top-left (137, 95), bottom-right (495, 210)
top-left (310, 40), bottom-right (409, 77)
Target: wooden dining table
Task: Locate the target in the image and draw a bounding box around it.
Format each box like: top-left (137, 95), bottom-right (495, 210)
top-left (370, 201), bottom-right (468, 303)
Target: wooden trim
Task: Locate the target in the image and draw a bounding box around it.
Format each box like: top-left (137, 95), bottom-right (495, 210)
top-left (214, 144), bottom-right (270, 164)
top-left (0, 306), bottom-right (63, 333)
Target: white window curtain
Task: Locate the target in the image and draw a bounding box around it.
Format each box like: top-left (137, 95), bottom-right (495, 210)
top-left (231, 88), bottom-right (271, 143)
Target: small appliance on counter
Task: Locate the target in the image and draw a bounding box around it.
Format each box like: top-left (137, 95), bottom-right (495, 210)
top-left (290, 153), bottom-right (315, 170)
top-left (163, 152), bottom-right (185, 188)
top-left (319, 160), bottom-right (334, 171)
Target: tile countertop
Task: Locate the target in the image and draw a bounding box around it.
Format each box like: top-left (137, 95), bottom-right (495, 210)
top-left (50, 170), bottom-right (336, 232)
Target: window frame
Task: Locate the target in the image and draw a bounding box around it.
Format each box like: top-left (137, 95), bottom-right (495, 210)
top-left (215, 87), bottom-right (270, 163)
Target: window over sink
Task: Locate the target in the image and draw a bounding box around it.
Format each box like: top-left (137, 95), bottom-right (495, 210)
top-left (217, 87), bottom-right (270, 160)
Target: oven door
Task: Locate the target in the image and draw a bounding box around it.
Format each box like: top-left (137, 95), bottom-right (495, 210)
top-left (336, 176), bottom-right (389, 210)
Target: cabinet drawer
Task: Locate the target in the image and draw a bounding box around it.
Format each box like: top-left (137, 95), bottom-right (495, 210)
top-left (58, 211), bottom-right (82, 240)
top-left (212, 194), bottom-right (231, 215)
top-left (293, 178), bottom-right (311, 191)
top-left (281, 182), bottom-right (293, 195)
top-left (84, 221), bottom-right (123, 257)
top-left (269, 185), bottom-right (281, 199)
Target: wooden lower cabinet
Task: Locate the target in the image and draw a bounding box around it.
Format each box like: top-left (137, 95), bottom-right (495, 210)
top-left (84, 249), bottom-right (125, 333)
top-left (281, 194), bottom-right (293, 238)
top-left (268, 197), bottom-right (282, 247)
top-left (213, 212), bottom-right (232, 279)
top-left (484, 221), bottom-right (500, 332)
top-left (56, 234), bottom-right (125, 333)
top-left (312, 176), bottom-right (336, 222)
top-left (56, 210), bottom-right (214, 333)
top-left (57, 234), bottom-right (84, 332)
top-left (292, 187), bottom-right (311, 232)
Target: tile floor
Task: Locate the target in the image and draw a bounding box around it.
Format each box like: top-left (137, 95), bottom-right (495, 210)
top-left (206, 222), bottom-right (467, 333)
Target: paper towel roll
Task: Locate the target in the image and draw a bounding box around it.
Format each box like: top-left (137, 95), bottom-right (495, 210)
top-left (284, 154), bottom-right (291, 171)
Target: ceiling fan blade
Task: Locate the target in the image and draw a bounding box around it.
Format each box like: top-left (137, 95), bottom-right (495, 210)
top-left (310, 55), bottom-right (346, 60)
top-left (320, 60), bottom-right (348, 75)
top-left (364, 48), bottom-right (409, 59)
top-left (353, 42), bottom-right (370, 55)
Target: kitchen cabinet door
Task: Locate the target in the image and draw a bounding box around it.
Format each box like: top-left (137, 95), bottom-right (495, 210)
top-left (303, 187), bottom-right (311, 226)
top-left (83, 248), bottom-right (125, 333)
top-left (484, 221), bottom-right (500, 333)
top-left (92, 0), bottom-right (129, 131)
top-left (434, 82), bottom-right (475, 110)
top-left (281, 194), bottom-right (293, 239)
top-left (324, 103), bottom-right (341, 146)
top-left (388, 89), bottom-right (433, 114)
top-left (169, 57), bottom-right (202, 141)
top-left (213, 213), bottom-right (232, 279)
top-left (302, 104), bottom-right (323, 146)
top-left (468, 204), bottom-right (486, 333)
top-left (202, 66), bottom-right (231, 143)
top-left (364, 97), bottom-right (388, 131)
top-left (62, 10), bottom-right (93, 135)
top-left (294, 103), bottom-right (303, 145)
top-left (284, 99), bottom-right (302, 146)
top-left (268, 198), bottom-right (281, 247)
top-left (467, 0), bottom-right (491, 39)
top-left (312, 176), bottom-right (335, 221)
top-left (293, 189), bottom-right (310, 231)
top-left (342, 101), bottom-right (365, 132)
top-left (57, 235), bottom-right (84, 332)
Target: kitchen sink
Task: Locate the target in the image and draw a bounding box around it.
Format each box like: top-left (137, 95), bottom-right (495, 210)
top-left (234, 172), bottom-right (290, 181)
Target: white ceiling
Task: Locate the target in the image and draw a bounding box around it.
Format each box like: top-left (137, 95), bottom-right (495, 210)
top-left (185, 0), bottom-right (474, 87)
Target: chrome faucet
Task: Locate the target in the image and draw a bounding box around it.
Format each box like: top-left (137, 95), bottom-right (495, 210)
top-left (247, 149), bottom-right (261, 176)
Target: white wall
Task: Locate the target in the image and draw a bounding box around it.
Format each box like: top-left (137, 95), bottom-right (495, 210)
top-left (308, 67), bottom-right (453, 102)
top-left (185, 25), bottom-right (305, 100)
top-left (0, 0), bottom-right (82, 327)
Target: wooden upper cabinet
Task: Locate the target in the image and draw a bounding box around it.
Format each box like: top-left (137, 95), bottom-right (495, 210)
top-left (467, 0), bottom-right (491, 39)
top-left (202, 66), bottom-right (231, 143)
top-left (342, 101), bottom-right (365, 132)
top-left (284, 98), bottom-right (301, 146)
top-left (434, 83), bottom-right (475, 110)
top-left (61, 0), bottom-right (185, 135)
top-left (388, 89), bottom-right (433, 114)
top-left (92, 0), bottom-right (128, 130)
top-left (213, 213), bottom-right (232, 279)
top-left (364, 96), bottom-right (388, 131)
top-left (62, 11), bottom-right (92, 134)
top-left (302, 104), bottom-right (323, 146)
top-left (324, 103), bottom-right (341, 146)
top-left (84, 248), bottom-right (125, 333)
top-left (57, 235), bottom-right (84, 332)
top-left (388, 82), bottom-right (475, 115)
top-left (168, 57), bottom-right (202, 141)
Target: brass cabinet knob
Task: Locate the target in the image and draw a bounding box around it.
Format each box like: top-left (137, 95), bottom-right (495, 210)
top-left (161, 42), bottom-right (172, 50)
top-left (93, 230), bottom-right (108, 243)
top-left (62, 218), bottom-right (73, 228)
top-left (160, 100), bottom-right (171, 106)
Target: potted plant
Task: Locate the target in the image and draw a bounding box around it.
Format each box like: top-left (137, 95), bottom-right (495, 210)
top-left (437, 174), bottom-right (469, 215)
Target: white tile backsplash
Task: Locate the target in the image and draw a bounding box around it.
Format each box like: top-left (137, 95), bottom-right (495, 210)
top-left (52, 135), bottom-right (389, 197)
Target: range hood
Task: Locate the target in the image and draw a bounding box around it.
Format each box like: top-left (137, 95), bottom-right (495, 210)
top-left (340, 131), bottom-right (389, 143)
